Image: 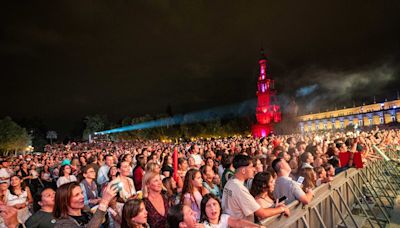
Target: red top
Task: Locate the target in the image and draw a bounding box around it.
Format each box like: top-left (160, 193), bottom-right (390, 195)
top-left (133, 166), bottom-right (144, 190)
top-left (339, 152), bottom-right (363, 168)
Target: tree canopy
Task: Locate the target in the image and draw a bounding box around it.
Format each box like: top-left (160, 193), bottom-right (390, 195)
top-left (0, 117), bottom-right (31, 156)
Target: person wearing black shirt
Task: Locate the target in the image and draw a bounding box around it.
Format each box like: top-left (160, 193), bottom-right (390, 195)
top-left (53, 182), bottom-right (117, 228)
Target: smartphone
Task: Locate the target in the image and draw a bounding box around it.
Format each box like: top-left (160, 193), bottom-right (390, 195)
top-left (278, 196), bottom-right (287, 203)
top-left (297, 176), bottom-right (304, 184)
top-left (112, 182), bottom-right (123, 191)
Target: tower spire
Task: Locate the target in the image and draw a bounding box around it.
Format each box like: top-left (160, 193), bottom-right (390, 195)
top-left (260, 48), bottom-right (265, 58)
top-left (252, 49), bottom-right (281, 138)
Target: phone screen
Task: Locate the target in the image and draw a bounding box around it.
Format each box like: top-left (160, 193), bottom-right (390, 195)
top-left (297, 176), bottom-right (304, 184)
top-left (278, 196), bottom-right (287, 203)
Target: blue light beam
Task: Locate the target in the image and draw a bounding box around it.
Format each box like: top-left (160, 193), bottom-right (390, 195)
top-left (296, 84), bottom-right (319, 97)
top-left (95, 99), bottom-right (257, 135)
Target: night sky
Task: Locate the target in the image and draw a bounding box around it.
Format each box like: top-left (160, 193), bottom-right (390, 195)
top-left (1, 1), bottom-right (400, 134)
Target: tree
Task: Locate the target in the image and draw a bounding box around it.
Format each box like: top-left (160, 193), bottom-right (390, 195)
top-left (18, 117), bottom-right (48, 152)
top-left (46, 130), bottom-right (57, 144)
top-left (0, 117), bottom-right (31, 156)
top-left (82, 115), bottom-right (108, 140)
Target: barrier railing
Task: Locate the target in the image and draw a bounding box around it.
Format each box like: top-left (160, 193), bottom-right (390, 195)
top-left (260, 147), bottom-right (400, 228)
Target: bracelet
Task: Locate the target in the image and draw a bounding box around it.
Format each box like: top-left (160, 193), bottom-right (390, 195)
top-left (280, 206), bottom-right (285, 213)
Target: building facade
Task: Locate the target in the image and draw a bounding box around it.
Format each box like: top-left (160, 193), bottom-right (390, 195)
top-left (298, 99), bottom-right (400, 132)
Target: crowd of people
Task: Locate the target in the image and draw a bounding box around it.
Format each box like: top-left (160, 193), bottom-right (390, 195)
top-left (0, 127), bottom-right (398, 228)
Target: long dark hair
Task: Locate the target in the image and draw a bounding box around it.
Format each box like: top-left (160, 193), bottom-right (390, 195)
top-left (162, 177), bottom-right (177, 198)
top-left (9, 175), bottom-right (26, 196)
top-left (59, 165), bottom-right (71, 177)
top-left (178, 158), bottom-right (187, 169)
top-left (121, 154), bottom-right (131, 163)
top-left (162, 154), bottom-right (171, 168)
top-left (200, 193), bottom-right (222, 223)
top-left (250, 171), bottom-right (275, 200)
top-left (180, 169), bottom-right (200, 205)
top-left (117, 160), bottom-right (131, 177)
top-left (298, 167), bottom-right (316, 191)
top-left (121, 199), bottom-right (144, 228)
top-left (107, 165), bottom-right (118, 181)
top-left (200, 165), bottom-right (214, 189)
top-left (135, 154), bottom-right (146, 168)
top-left (53, 182), bottom-right (80, 219)
top-left (167, 204), bottom-right (184, 228)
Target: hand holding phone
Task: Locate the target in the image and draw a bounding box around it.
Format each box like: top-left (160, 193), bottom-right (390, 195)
top-left (297, 176), bottom-right (304, 185)
top-left (278, 196), bottom-right (287, 203)
top-left (112, 182), bottom-right (123, 192)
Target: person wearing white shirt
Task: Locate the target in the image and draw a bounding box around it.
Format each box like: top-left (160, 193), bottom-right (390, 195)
top-left (97, 155), bottom-right (114, 186)
top-left (56, 165), bottom-right (77, 188)
top-left (200, 193), bottom-right (261, 228)
top-left (0, 161), bottom-right (13, 184)
top-left (222, 155), bottom-right (289, 223)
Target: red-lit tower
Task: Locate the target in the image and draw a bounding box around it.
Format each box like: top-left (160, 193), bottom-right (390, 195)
top-left (252, 49), bottom-right (281, 138)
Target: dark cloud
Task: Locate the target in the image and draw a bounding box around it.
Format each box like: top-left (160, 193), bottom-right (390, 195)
top-left (1, 0), bottom-right (400, 134)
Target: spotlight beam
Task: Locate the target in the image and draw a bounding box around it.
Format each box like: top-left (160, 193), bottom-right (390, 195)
top-left (94, 99), bottom-right (257, 135)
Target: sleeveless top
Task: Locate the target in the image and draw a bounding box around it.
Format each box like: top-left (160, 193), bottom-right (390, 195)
top-left (7, 190), bottom-right (28, 206)
top-left (183, 191), bottom-right (202, 221)
top-left (6, 189), bottom-right (32, 224)
top-left (143, 194), bottom-right (169, 228)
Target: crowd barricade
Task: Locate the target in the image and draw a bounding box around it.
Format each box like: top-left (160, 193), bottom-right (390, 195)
top-left (260, 147), bottom-right (400, 228)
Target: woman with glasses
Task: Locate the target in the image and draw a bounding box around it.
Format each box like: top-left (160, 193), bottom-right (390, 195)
top-left (80, 165), bottom-right (100, 208)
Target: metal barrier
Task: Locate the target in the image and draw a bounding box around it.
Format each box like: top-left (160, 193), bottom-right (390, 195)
top-left (260, 148), bottom-right (400, 228)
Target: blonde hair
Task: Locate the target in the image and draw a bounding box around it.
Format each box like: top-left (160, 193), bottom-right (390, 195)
top-left (145, 161), bottom-right (160, 173)
top-left (141, 171), bottom-right (160, 198)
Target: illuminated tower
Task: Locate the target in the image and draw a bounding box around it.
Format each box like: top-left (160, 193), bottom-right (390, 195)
top-left (252, 49), bottom-right (281, 138)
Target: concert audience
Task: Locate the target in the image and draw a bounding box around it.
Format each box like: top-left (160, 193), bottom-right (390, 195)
top-left (0, 127), bottom-right (396, 227)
